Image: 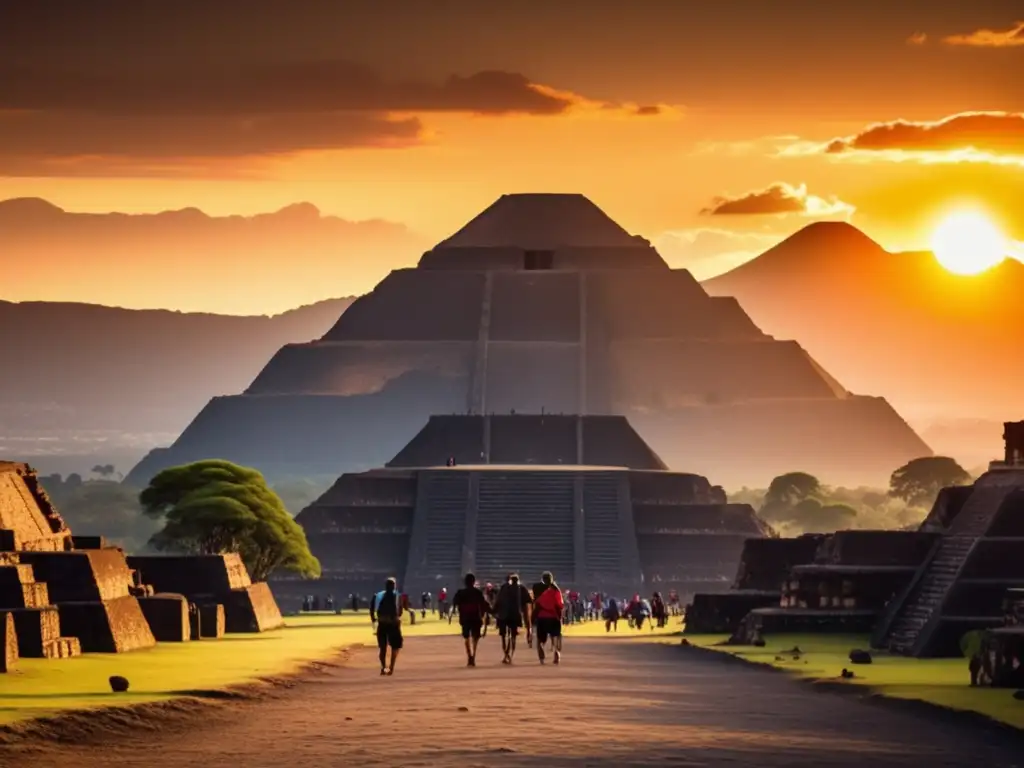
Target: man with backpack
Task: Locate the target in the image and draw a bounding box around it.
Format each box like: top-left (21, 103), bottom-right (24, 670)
top-left (494, 572), bottom-right (533, 664)
top-left (451, 572), bottom-right (492, 667)
top-left (370, 577), bottom-right (404, 676)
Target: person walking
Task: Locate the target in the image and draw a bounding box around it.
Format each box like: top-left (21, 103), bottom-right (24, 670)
top-left (532, 571), bottom-right (565, 665)
top-left (451, 572), bottom-right (492, 667)
top-left (369, 577), bottom-right (404, 676)
top-left (494, 573), bottom-right (533, 664)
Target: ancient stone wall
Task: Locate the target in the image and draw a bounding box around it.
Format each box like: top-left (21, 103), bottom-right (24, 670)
top-left (731, 535), bottom-right (825, 591)
top-left (0, 463), bottom-right (70, 550)
top-left (58, 594), bottom-right (155, 653)
top-left (813, 530), bottom-right (936, 566)
top-left (582, 418), bottom-right (668, 470)
top-left (128, 553), bottom-right (252, 596)
top-left (1, 612), bottom-right (16, 672)
top-left (489, 272), bottom-right (580, 341)
top-left (20, 550), bottom-right (133, 602)
top-left (919, 485), bottom-right (974, 531)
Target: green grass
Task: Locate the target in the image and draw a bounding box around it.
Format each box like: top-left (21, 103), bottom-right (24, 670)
top-left (0, 613), bottom-right (447, 726)
top-left (685, 633), bottom-right (1024, 730)
top-left (0, 613), bottom-right (678, 726)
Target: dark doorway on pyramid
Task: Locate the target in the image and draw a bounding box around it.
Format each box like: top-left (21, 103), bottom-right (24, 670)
top-left (524, 249), bottom-right (554, 270)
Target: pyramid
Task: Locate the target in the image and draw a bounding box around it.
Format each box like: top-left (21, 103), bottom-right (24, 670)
top-left (127, 193), bottom-right (930, 489)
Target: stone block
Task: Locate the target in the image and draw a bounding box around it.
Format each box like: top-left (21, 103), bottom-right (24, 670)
top-left (20, 549), bottom-right (134, 602)
top-left (225, 583), bottom-right (284, 633)
top-left (1, 612), bottom-right (16, 672)
top-left (43, 636), bottom-right (81, 659)
top-left (127, 553), bottom-right (252, 598)
top-left (71, 536), bottom-right (107, 550)
top-left (199, 603), bottom-right (225, 639)
top-left (57, 596), bottom-right (156, 653)
top-left (10, 606), bottom-right (61, 657)
top-left (189, 604), bottom-right (201, 640)
top-left (138, 594), bottom-right (190, 642)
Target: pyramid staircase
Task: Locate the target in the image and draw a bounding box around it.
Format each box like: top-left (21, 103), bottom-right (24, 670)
top-left (0, 552), bottom-right (82, 659)
top-left (873, 481), bottom-right (1019, 656)
top-left (582, 472), bottom-right (622, 580)
top-left (402, 471), bottom-right (470, 594)
top-left (475, 471), bottom-right (575, 585)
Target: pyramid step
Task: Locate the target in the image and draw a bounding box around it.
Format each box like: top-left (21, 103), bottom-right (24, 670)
top-left (0, 564), bottom-right (36, 588)
top-left (42, 636), bottom-right (82, 659)
top-left (1, 581), bottom-right (50, 609)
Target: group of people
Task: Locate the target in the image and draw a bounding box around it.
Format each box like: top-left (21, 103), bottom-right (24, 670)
top-left (369, 571), bottom-right (568, 675)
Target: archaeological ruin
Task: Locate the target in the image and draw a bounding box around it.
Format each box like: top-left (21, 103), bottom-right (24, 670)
top-left (0, 461), bottom-right (284, 673)
top-left (272, 413), bottom-right (771, 608)
top-left (685, 421), bottom-right (1024, 655)
top-left (126, 193), bottom-right (929, 491)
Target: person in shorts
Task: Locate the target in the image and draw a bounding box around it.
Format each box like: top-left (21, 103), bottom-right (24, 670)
top-left (451, 572), bottom-right (491, 667)
top-left (494, 573), bottom-right (533, 664)
top-left (370, 577), bottom-right (404, 676)
top-left (532, 571), bottom-right (564, 665)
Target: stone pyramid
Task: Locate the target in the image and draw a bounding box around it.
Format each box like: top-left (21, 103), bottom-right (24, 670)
top-left (127, 193), bottom-right (930, 489)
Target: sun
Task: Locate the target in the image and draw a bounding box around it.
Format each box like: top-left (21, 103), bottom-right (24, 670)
top-left (930, 211), bottom-right (1008, 275)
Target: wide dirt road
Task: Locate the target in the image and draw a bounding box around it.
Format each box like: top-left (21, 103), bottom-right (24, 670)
top-left (7, 634), bottom-right (1023, 767)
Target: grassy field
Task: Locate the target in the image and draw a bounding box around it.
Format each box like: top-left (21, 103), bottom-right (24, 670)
top-left (685, 633), bottom-right (1024, 730)
top-left (0, 612), bottom-right (678, 726)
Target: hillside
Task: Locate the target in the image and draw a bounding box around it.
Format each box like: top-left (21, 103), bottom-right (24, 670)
top-left (0, 198), bottom-right (427, 314)
top-left (0, 298), bottom-right (353, 438)
top-left (703, 221), bottom-right (1024, 465)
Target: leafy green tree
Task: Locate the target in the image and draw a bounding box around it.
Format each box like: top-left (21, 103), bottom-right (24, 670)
top-left (889, 456), bottom-right (972, 508)
top-left (759, 472), bottom-right (822, 523)
top-left (140, 460), bottom-right (321, 582)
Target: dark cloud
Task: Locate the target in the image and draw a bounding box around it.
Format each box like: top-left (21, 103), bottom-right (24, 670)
top-left (633, 105), bottom-right (661, 116)
top-left (943, 21), bottom-right (1024, 47)
top-left (825, 112), bottom-right (1024, 154)
top-left (702, 183), bottom-right (853, 216)
top-left (0, 60), bottom-right (599, 176)
top-left (0, 62), bottom-right (577, 116)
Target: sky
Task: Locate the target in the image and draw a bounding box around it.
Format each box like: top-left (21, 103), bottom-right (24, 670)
top-left (1, 1), bottom-right (1023, 311)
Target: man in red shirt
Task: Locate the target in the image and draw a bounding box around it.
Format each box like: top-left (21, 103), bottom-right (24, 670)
top-left (532, 571), bottom-right (565, 665)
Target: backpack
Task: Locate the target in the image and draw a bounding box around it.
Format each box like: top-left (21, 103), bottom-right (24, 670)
top-left (376, 590), bottom-right (400, 623)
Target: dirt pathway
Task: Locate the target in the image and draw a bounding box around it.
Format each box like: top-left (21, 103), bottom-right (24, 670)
top-left (4, 634), bottom-right (1022, 767)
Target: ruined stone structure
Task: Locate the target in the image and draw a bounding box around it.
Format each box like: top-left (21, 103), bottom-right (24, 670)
top-left (684, 535), bottom-right (824, 634)
top-left (273, 414), bottom-right (769, 608)
top-left (873, 434), bottom-right (1024, 657)
top-left (1, 462), bottom-right (284, 671)
top-left (127, 193), bottom-right (929, 490)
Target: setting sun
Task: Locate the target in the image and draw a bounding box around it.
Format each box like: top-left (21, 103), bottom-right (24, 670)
top-left (930, 211), bottom-right (1007, 275)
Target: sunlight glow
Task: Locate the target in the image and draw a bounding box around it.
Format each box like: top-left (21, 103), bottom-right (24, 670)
top-left (930, 210), bottom-right (1008, 275)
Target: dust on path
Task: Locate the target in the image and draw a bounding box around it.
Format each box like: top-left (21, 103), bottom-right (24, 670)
top-left (4, 633), bottom-right (1022, 767)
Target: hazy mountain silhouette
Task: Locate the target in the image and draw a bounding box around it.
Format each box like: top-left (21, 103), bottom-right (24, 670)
top-left (703, 221), bottom-right (1024, 465)
top-left (0, 298), bottom-right (353, 438)
top-left (0, 198), bottom-right (427, 314)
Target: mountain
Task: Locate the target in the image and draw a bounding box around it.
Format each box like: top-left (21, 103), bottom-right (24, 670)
top-left (0, 298), bottom-right (353, 471)
top-left (0, 198), bottom-right (428, 315)
top-left (703, 221), bottom-right (1024, 466)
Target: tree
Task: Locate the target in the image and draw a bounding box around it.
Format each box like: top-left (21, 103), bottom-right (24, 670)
top-left (889, 456), bottom-right (971, 508)
top-left (140, 460), bottom-right (321, 582)
top-left (60, 480), bottom-right (158, 553)
top-left (90, 464), bottom-right (120, 479)
top-left (759, 471), bottom-right (822, 523)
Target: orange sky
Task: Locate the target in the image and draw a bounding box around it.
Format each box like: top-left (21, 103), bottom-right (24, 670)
top-left (1, 2), bottom-right (1023, 312)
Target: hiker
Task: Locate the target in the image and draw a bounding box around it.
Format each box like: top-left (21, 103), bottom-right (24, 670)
top-left (451, 572), bottom-right (492, 667)
top-left (604, 597), bottom-right (621, 632)
top-left (532, 571), bottom-right (564, 664)
top-left (494, 573), bottom-right (533, 664)
top-left (438, 586), bottom-right (449, 618)
top-left (420, 591), bottom-right (430, 618)
top-left (370, 577), bottom-right (404, 676)
top-left (651, 591), bottom-right (667, 628)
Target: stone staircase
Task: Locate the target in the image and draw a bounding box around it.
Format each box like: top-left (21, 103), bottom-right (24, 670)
top-left (878, 485), bottom-right (1016, 655)
top-left (582, 472), bottom-right (621, 578)
top-left (468, 271), bottom-right (493, 416)
top-left (403, 471), bottom-right (470, 593)
top-left (475, 471), bottom-right (575, 585)
top-left (0, 553), bottom-right (82, 659)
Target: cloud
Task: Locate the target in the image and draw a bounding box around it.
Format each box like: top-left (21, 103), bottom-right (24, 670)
top-left (0, 61), bottom-right (664, 176)
top-left (907, 32), bottom-right (928, 45)
top-left (790, 112), bottom-right (1024, 167)
top-left (654, 228), bottom-right (781, 279)
top-left (701, 183), bottom-right (854, 217)
top-left (943, 21), bottom-right (1024, 47)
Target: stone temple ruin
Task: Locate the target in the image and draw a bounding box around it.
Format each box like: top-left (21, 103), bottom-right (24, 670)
top-left (0, 461), bottom-right (283, 674)
top-left (127, 193), bottom-right (929, 490)
top-left (272, 413), bottom-right (772, 609)
top-left (685, 421), bottom-right (1024, 658)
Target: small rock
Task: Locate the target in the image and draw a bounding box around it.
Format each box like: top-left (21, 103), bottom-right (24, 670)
top-left (1013, 690), bottom-right (1024, 701)
top-left (679, 638), bottom-right (690, 646)
top-left (775, 655), bottom-right (785, 661)
top-left (849, 649), bottom-right (873, 665)
top-left (458, 706), bottom-right (469, 712)
top-left (345, 716), bottom-right (353, 721)
top-left (109, 675), bottom-right (130, 693)
top-left (840, 668), bottom-right (855, 679)
top-left (785, 646), bottom-right (802, 654)
top-left (791, 655), bottom-right (800, 660)
top-left (752, 638), bottom-right (766, 647)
